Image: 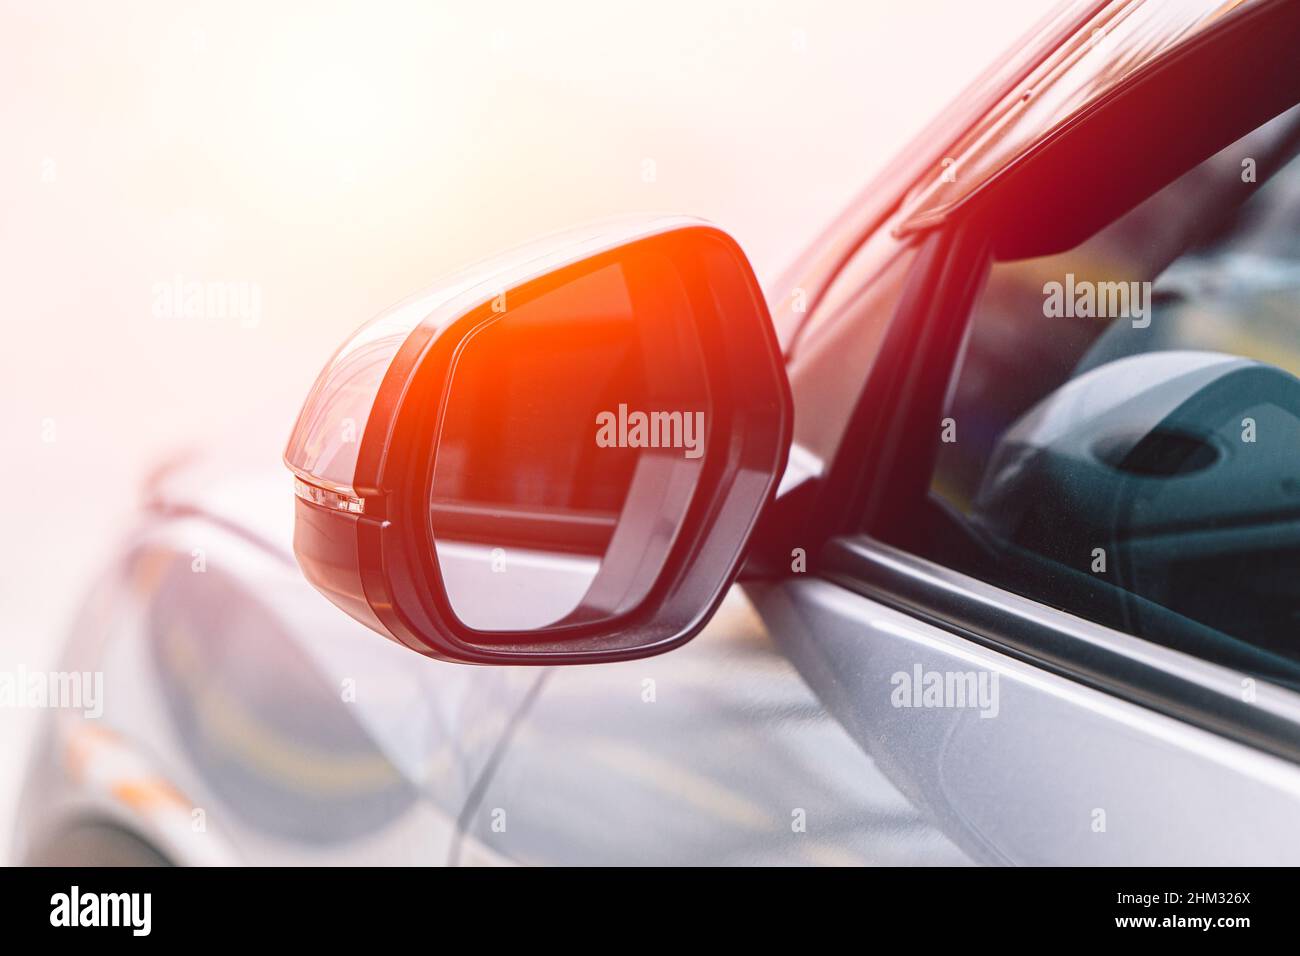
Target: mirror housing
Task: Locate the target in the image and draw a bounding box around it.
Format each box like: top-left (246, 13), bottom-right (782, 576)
top-left (285, 218), bottom-right (791, 664)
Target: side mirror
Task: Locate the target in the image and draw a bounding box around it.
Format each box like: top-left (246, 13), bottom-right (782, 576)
top-left (285, 218), bottom-right (791, 664)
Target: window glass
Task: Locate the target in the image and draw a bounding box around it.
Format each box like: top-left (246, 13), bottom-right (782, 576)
top-left (915, 103), bottom-right (1300, 686)
top-left (787, 239), bottom-right (918, 469)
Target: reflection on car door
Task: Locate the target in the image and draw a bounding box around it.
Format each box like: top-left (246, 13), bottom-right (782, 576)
top-left (456, 589), bottom-right (970, 865)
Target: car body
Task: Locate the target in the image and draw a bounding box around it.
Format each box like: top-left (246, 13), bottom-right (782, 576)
top-left (16, 0), bottom-right (1300, 865)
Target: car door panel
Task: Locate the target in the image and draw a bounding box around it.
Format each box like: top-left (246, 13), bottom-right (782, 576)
top-left (456, 588), bottom-right (970, 865)
top-left (756, 572), bottom-right (1300, 865)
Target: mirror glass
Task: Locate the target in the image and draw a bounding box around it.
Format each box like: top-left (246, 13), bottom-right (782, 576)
top-left (429, 248), bottom-right (711, 631)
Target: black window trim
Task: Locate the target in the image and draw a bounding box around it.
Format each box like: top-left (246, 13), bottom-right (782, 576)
top-left (825, 535), bottom-right (1300, 765)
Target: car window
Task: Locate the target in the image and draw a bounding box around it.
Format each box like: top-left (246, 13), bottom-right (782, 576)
top-left (909, 102), bottom-right (1300, 688)
top-left (786, 234), bottom-right (919, 468)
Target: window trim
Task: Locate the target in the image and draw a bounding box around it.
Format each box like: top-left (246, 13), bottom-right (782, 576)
top-left (825, 535), bottom-right (1300, 764)
top-left (802, 220), bottom-right (992, 550)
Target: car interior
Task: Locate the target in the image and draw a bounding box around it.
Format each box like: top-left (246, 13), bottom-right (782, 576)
top-left (919, 102), bottom-right (1300, 690)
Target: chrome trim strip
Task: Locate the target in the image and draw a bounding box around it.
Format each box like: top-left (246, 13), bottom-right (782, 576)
top-left (825, 535), bottom-right (1300, 763)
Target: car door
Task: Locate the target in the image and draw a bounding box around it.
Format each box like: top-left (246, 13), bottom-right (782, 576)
top-left (453, 585), bottom-right (974, 865)
top-left (759, 0), bottom-right (1300, 865)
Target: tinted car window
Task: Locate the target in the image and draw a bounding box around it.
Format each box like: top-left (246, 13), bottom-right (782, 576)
top-left (787, 238), bottom-right (919, 467)
top-left (914, 103), bottom-right (1300, 687)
